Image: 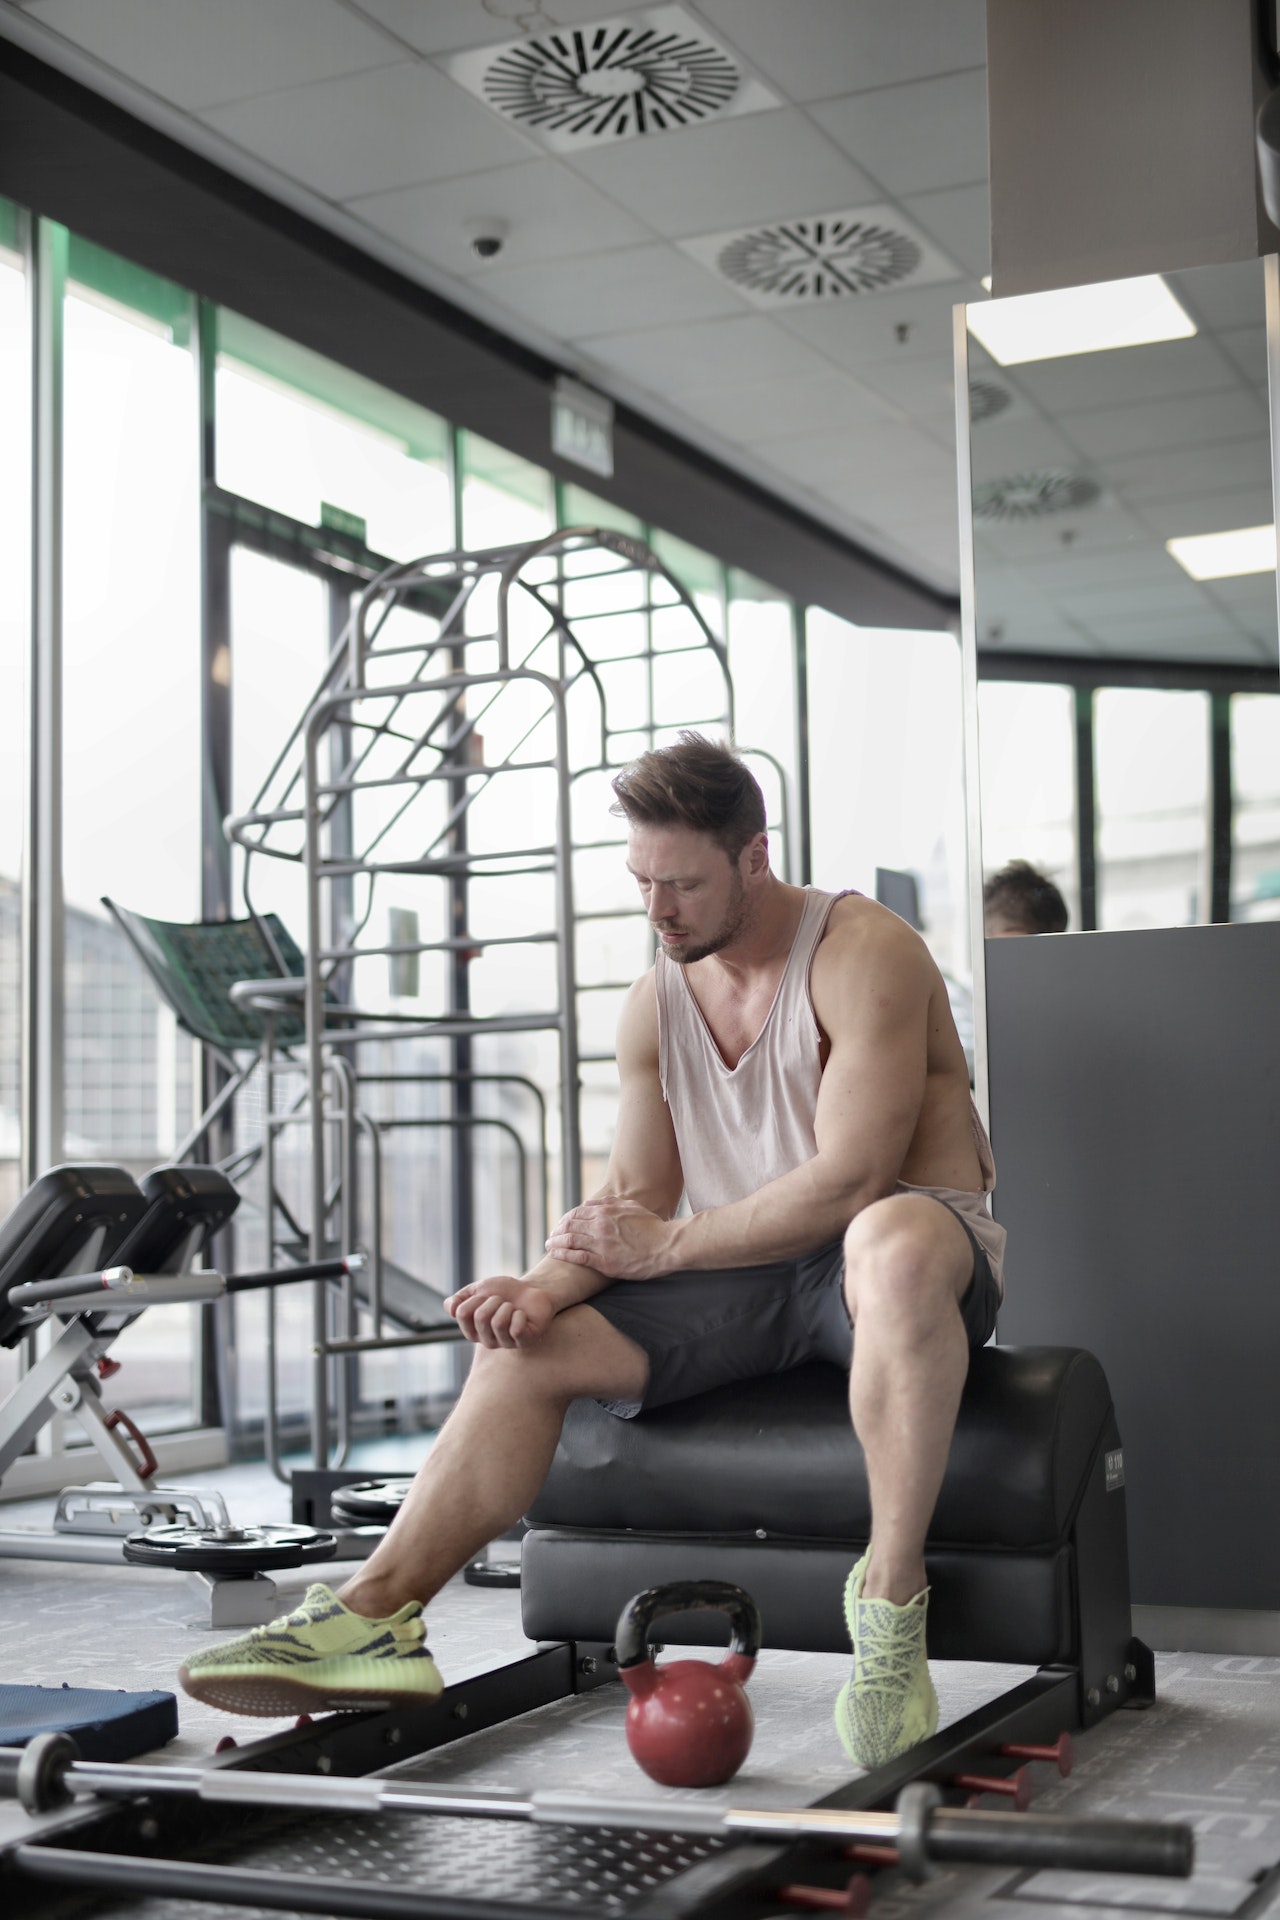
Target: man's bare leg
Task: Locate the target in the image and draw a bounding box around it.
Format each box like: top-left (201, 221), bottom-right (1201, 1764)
top-left (843, 1195), bottom-right (974, 1606)
top-left (336, 1304), bottom-right (649, 1619)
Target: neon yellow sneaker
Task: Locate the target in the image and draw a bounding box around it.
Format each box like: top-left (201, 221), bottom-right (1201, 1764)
top-left (834, 1553), bottom-right (938, 1768)
top-left (178, 1583), bottom-right (444, 1717)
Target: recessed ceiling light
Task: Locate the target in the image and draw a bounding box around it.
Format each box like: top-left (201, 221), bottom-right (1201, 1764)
top-left (1166, 526), bottom-right (1276, 580)
top-left (966, 274), bottom-right (1195, 365)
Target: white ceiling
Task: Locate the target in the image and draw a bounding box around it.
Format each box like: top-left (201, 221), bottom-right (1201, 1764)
top-left (1, 0), bottom-right (1276, 667)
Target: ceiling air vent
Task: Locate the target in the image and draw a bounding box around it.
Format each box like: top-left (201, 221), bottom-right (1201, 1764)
top-left (679, 205), bottom-right (959, 306)
top-left (442, 7), bottom-right (778, 151)
top-left (973, 472), bottom-right (1101, 521)
top-left (968, 381), bottom-right (1012, 424)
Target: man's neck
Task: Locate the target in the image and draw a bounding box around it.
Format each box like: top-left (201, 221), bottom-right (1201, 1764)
top-left (699, 877), bottom-right (808, 991)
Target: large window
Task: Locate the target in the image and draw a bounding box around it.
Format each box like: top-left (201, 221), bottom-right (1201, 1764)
top-left (61, 261), bottom-right (200, 1166)
top-left (807, 613), bottom-right (969, 982)
top-left (978, 681), bottom-right (1078, 931)
top-left (1094, 689), bottom-right (1210, 931)
top-left (0, 203), bottom-right (27, 1217)
top-left (217, 312), bottom-right (452, 562)
top-left (1231, 694), bottom-right (1280, 920)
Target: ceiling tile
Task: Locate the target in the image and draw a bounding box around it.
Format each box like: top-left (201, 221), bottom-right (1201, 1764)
top-left (350, 0), bottom-right (626, 58)
top-left (1102, 442), bottom-right (1274, 508)
top-left (764, 419), bottom-right (954, 486)
top-left (780, 278), bottom-right (975, 369)
top-left (1165, 259), bottom-right (1267, 333)
top-left (810, 70), bottom-right (987, 196)
top-left (22, 0), bottom-right (400, 110)
top-left (969, 416), bottom-right (1086, 477)
top-left (348, 159), bottom-right (652, 272)
top-left (675, 371), bottom-right (896, 443)
top-left (696, 0), bottom-right (987, 103)
top-left (576, 313), bottom-right (832, 393)
top-left (201, 59), bottom-right (535, 198)
top-left (855, 350), bottom-right (956, 420)
top-left (478, 244), bottom-right (745, 338)
top-left (1138, 487), bottom-right (1277, 541)
top-left (1061, 389), bottom-right (1267, 463)
top-left (565, 109), bottom-right (876, 235)
top-left (1008, 336), bottom-right (1244, 416)
top-left (902, 183), bottom-right (990, 279)
top-left (1217, 326), bottom-right (1268, 387)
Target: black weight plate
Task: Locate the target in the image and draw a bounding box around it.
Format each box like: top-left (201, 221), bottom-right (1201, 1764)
top-left (330, 1478), bottom-right (412, 1523)
top-left (122, 1523), bottom-right (338, 1572)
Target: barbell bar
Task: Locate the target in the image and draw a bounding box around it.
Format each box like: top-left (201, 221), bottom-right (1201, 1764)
top-left (1, 1736), bottom-right (1194, 1882)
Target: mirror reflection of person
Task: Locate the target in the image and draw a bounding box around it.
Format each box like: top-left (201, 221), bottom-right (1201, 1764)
top-left (983, 860), bottom-right (1068, 938)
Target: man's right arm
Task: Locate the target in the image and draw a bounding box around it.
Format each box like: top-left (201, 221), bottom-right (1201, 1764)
top-left (444, 974), bottom-right (683, 1348)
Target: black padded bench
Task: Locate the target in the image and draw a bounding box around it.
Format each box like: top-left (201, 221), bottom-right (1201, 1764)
top-left (523, 1346), bottom-right (1144, 1731)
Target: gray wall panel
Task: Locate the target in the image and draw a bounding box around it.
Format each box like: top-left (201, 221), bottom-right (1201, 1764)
top-left (987, 924), bottom-right (1280, 1610)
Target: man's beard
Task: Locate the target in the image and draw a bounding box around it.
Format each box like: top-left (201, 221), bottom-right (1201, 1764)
top-left (664, 869), bottom-right (748, 965)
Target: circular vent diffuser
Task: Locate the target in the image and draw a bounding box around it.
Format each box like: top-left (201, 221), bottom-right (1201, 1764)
top-left (482, 25), bottom-right (739, 137)
top-left (973, 472), bottom-right (1101, 521)
top-left (716, 217), bottom-right (922, 299)
top-left (968, 381), bottom-right (1012, 424)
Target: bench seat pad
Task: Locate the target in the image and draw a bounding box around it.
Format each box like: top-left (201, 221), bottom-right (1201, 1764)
top-left (526, 1346), bottom-right (1111, 1552)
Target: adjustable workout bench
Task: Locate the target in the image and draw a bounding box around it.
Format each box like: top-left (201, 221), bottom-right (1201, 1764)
top-left (0, 1164), bottom-right (362, 1625)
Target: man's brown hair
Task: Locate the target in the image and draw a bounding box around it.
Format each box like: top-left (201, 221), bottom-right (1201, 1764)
top-left (610, 732), bottom-right (766, 861)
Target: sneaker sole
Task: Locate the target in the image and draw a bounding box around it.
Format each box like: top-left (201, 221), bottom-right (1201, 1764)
top-left (178, 1664), bottom-right (444, 1719)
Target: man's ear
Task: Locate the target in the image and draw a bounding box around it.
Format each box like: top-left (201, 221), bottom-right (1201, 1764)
top-left (743, 833), bottom-right (770, 878)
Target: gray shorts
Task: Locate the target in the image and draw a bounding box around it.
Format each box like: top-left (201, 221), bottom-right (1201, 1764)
top-left (589, 1200), bottom-right (1001, 1419)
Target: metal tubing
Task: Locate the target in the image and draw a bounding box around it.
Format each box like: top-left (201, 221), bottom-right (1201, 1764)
top-left (11, 1750), bottom-right (1192, 1878)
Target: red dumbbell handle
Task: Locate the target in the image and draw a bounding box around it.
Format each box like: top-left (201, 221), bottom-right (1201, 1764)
top-left (1000, 1734), bottom-right (1074, 1777)
top-left (846, 1842), bottom-right (899, 1867)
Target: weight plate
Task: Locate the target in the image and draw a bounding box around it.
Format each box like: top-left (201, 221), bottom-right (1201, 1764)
top-left (329, 1478), bottom-right (412, 1523)
top-left (122, 1523), bottom-right (338, 1572)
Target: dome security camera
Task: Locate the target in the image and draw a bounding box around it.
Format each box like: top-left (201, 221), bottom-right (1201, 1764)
top-left (465, 220), bottom-right (509, 262)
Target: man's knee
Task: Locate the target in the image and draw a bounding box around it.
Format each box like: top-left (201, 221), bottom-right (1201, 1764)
top-left (842, 1198), bottom-right (967, 1330)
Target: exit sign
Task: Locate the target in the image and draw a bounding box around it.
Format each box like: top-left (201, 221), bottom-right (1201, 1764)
top-left (551, 376), bottom-right (614, 479)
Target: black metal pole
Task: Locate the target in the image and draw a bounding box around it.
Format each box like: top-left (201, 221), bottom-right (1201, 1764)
top-left (1073, 684), bottom-right (1097, 931)
top-left (1209, 690), bottom-right (1233, 923)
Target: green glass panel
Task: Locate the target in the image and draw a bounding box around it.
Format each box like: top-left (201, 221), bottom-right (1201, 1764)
top-left (218, 306), bottom-right (448, 462)
top-left (461, 431), bottom-right (554, 515)
top-left (66, 232), bottom-right (191, 342)
top-left (0, 195), bottom-right (20, 257)
top-left (559, 482), bottom-right (643, 538)
top-left (650, 527), bottom-right (724, 602)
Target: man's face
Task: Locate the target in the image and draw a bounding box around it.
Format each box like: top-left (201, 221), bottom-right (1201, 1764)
top-left (627, 824), bottom-right (751, 964)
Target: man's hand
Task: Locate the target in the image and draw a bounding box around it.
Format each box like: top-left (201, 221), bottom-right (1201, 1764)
top-left (545, 1197), bottom-right (677, 1280)
top-left (444, 1276), bottom-right (558, 1349)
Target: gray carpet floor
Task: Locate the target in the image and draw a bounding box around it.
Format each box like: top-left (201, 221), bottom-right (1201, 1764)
top-left (1, 1455), bottom-right (1279, 1919)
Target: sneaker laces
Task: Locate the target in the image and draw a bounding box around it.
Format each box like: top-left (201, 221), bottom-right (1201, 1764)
top-left (854, 1618), bottom-right (925, 1699)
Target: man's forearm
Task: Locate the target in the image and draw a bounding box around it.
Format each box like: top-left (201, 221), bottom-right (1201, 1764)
top-left (665, 1161), bottom-right (882, 1270)
top-left (523, 1253), bottom-right (614, 1311)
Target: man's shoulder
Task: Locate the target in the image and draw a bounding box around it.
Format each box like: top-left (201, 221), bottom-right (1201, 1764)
top-left (820, 892), bottom-right (928, 958)
top-left (812, 894), bottom-right (935, 999)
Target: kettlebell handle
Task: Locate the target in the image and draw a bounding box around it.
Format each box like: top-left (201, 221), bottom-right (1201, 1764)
top-left (615, 1580), bottom-right (762, 1671)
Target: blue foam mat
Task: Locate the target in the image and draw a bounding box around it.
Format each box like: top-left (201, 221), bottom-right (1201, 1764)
top-left (0, 1683), bottom-right (177, 1759)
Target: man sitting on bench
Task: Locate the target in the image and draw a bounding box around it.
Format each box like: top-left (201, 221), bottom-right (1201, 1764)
top-left (181, 734), bottom-right (1005, 1769)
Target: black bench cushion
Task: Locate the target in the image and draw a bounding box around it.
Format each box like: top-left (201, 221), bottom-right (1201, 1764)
top-left (527, 1346), bottom-right (1112, 1551)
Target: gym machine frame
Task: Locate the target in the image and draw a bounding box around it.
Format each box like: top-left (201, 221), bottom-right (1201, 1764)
top-left (224, 527), bottom-right (755, 1478)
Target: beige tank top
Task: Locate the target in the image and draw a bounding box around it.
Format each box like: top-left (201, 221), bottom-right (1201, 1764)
top-left (656, 888), bottom-right (841, 1214)
top-left (655, 886), bottom-right (999, 1221)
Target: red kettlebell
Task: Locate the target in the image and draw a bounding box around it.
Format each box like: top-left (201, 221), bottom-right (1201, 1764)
top-left (616, 1580), bottom-right (762, 1789)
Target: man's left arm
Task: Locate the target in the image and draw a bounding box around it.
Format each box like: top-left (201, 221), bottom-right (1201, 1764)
top-left (546, 915), bottom-right (932, 1278)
